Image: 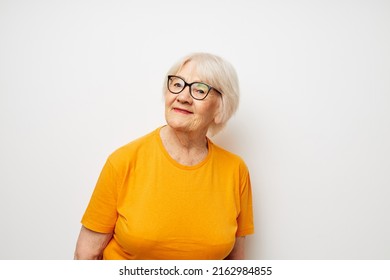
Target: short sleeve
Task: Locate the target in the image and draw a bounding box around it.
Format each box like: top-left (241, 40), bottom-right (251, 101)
top-left (81, 159), bottom-right (120, 233)
top-left (236, 166), bottom-right (255, 237)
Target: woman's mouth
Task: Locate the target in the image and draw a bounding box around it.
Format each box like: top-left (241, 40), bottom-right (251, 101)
top-left (173, 108), bottom-right (193, 114)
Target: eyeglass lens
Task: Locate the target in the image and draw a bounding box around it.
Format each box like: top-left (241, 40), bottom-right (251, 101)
top-left (168, 76), bottom-right (210, 100)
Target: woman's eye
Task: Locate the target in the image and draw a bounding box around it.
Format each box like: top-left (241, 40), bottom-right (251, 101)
top-left (194, 88), bottom-right (205, 94)
top-left (173, 82), bottom-right (183, 88)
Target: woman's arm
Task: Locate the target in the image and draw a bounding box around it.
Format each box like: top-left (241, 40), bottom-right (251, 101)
top-left (74, 226), bottom-right (113, 260)
top-left (225, 236), bottom-right (246, 260)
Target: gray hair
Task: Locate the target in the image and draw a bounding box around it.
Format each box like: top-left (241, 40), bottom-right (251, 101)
top-left (164, 52), bottom-right (240, 136)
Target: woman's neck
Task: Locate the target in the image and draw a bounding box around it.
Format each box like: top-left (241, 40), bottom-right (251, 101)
top-left (160, 125), bottom-right (209, 166)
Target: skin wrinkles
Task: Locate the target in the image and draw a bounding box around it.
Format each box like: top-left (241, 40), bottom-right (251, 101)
top-left (162, 61), bottom-right (224, 166)
top-left (164, 61), bottom-right (222, 142)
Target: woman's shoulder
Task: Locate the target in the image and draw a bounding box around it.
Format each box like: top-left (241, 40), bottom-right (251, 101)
top-left (209, 140), bottom-right (248, 170)
top-left (107, 127), bottom-right (160, 164)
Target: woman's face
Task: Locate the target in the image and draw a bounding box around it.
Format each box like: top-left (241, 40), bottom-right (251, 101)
top-left (164, 61), bottom-right (222, 135)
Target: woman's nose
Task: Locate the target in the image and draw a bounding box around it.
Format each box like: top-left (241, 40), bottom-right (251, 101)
top-left (176, 85), bottom-right (193, 103)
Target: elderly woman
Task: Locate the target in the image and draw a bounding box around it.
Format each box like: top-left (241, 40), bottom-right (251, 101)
top-left (74, 53), bottom-right (254, 260)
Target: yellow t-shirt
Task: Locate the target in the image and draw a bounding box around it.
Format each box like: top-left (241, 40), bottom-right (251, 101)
top-left (81, 127), bottom-right (254, 259)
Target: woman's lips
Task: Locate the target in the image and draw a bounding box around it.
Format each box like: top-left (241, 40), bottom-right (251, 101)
top-left (173, 108), bottom-right (193, 114)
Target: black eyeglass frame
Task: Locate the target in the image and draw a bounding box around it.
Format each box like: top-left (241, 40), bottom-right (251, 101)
top-left (167, 75), bottom-right (222, 101)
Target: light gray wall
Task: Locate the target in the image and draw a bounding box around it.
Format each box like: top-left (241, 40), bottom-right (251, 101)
top-left (1, 0), bottom-right (389, 259)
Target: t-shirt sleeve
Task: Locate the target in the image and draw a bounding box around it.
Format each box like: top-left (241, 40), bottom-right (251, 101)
top-left (236, 165), bottom-right (255, 237)
top-left (81, 159), bottom-right (120, 233)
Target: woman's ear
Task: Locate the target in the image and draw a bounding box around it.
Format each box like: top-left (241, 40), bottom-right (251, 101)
top-left (214, 101), bottom-right (224, 124)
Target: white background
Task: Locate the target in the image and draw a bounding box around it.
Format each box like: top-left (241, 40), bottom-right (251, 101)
top-left (0, 0), bottom-right (389, 259)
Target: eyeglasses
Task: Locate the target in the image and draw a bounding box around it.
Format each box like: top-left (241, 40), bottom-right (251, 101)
top-left (167, 75), bottom-right (222, 100)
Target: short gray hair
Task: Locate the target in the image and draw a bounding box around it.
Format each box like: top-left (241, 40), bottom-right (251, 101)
top-left (164, 52), bottom-right (240, 136)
